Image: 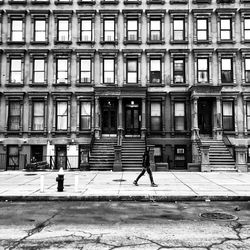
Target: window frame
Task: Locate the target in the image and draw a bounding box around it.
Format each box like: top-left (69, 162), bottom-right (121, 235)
top-left (174, 102), bottom-right (186, 131)
top-left (150, 101), bottom-right (162, 132)
top-left (76, 11), bottom-right (96, 44)
top-left (246, 101), bottom-right (250, 131)
top-left (222, 100), bottom-right (235, 131)
top-left (170, 11), bottom-right (188, 44)
top-left (216, 10), bottom-right (236, 44)
top-left (53, 11), bottom-right (73, 44)
top-left (32, 101), bottom-right (45, 131)
top-left (79, 101), bottom-right (92, 131)
top-left (56, 101), bottom-right (68, 131)
top-left (8, 101), bottom-right (21, 131)
top-left (123, 10), bottom-right (142, 45)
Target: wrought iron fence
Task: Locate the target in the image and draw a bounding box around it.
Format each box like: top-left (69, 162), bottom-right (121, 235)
top-left (26, 155), bottom-right (80, 170)
top-left (0, 154), bottom-right (27, 171)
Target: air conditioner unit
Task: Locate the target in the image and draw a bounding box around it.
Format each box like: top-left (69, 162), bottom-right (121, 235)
top-left (128, 34), bottom-right (136, 40)
top-left (105, 77), bottom-right (112, 83)
top-left (152, 34), bottom-right (160, 41)
top-left (83, 35), bottom-right (90, 41)
top-left (82, 77), bottom-right (90, 83)
top-left (59, 35), bottom-right (67, 41)
top-left (106, 35), bottom-right (113, 41)
top-left (57, 78), bottom-right (66, 84)
top-left (34, 124), bottom-right (43, 131)
top-left (175, 76), bottom-right (183, 83)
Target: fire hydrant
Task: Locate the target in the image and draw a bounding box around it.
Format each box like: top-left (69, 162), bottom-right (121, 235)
top-left (56, 167), bottom-right (64, 192)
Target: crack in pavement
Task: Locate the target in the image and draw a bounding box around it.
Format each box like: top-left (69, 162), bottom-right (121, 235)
top-left (4, 211), bottom-right (60, 250)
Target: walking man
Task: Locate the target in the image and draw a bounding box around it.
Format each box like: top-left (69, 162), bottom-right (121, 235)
top-left (133, 146), bottom-right (158, 187)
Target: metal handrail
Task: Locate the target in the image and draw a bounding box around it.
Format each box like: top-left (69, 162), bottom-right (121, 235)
top-left (223, 134), bottom-right (235, 159)
top-left (89, 131), bottom-right (95, 155)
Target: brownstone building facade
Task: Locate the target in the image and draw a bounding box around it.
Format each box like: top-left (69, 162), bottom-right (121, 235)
top-left (0, 0), bottom-right (249, 171)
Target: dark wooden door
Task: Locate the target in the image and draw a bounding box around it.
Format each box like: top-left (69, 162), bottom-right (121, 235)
top-left (125, 104), bottom-right (140, 135)
top-left (102, 100), bottom-right (117, 134)
top-left (198, 99), bottom-right (213, 135)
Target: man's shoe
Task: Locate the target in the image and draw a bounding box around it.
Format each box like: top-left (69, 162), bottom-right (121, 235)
top-left (151, 183), bottom-right (158, 187)
top-left (133, 181), bottom-right (138, 186)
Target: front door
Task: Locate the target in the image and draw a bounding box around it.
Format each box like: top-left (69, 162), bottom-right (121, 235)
top-left (55, 145), bottom-right (67, 170)
top-left (125, 100), bottom-right (141, 135)
top-left (101, 99), bottom-right (117, 134)
top-left (198, 99), bottom-right (213, 135)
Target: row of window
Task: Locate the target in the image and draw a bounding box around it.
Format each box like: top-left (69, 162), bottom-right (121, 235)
top-left (2, 49), bottom-right (250, 85)
top-left (3, 98), bottom-right (249, 133)
top-left (2, 9), bottom-right (250, 45)
top-left (2, 0), bottom-right (247, 5)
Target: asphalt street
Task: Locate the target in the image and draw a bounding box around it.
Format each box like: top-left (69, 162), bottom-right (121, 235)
top-left (0, 201), bottom-right (250, 250)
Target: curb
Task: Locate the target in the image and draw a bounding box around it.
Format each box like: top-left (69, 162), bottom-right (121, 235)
top-left (1, 195), bottom-right (250, 202)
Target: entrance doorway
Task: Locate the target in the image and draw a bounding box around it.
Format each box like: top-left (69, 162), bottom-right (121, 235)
top-left (55, 145), bottom-right (67, 169)
top-left (31, 145), bottom-right (43, 162)
top-left (198, 98), bottom-right (213, 135)
top-left (101, 99), bottom-right (117, 135)
top-left (125, 100), bottom-right (141, 136)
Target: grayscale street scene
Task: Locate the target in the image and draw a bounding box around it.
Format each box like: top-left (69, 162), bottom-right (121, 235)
top-left (0, 0), bottom-right (250, 249)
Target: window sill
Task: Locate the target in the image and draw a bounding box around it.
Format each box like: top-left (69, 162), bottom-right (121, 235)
top-left (170, 0), bottom-right (187, 4)
top-left (193, 0), bottom-right (211, 3)
top-left (6, 84), bottom-right (24, 87)
top-left (29, 83), bottom-right (48, 87)
top-left (195, 40), bottom-right (211, 44)
top-left (31, 0), bottom-right (50, 4)
top-left (7, 41), bottom-right (25, 45)
top-left (171, 83), bottom-right (189, 87)
top-left (77, 0), bottom-right (96, 4)
top-left (123, 41), bottom-right (142, 45)
top-left (54, 41), bottom-right (72, 45)
top-left (217, 0), bottom-right (235, 3)
top-left (30, 41), bottom-right (49, 45)
top-left (5, 131), bottom-right (22, 135)
top-left (100, 0), bottom-right (119, 4)
top-left (123, 0), bottom-right (141, 4)
top-left (52, 131), bottom-right (70, 136)
top-left (77, 41), bottom-right (95, 45)
top-left (217, 40), bottom-right (235, 44)
top-left (221, 83), bottom-right (236, 86)
top-left (241, 40), bottom-right (250, 44)
top-left (76, 83), bottom-right (93, 87)
top-left (100, 41), bottom-right (118, 45)
top-left (77, 130), bottom-right (92, 135)
top-left (53, 83), bottom-right (70, 87)
top-left (148, 83), bottom-right (164, 87)
top-left (147, 0), bottom-right (165, 4)
top-left (170, 40), bottom-right (188, 44)
top-left (28, 131), bottom-right (47, 136)
top-left (55, 1), bottom-right (73, 4)
top-left (8, 0), bottom-right (27, 4)
top-left (147, 40), bottom-right (165, 45)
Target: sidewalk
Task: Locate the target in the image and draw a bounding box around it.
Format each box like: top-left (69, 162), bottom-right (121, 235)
top-left (0, 171), bottom-right (250, 201)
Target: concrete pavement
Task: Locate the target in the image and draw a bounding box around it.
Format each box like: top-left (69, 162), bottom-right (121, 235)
top-left (0, 171), bottom-right (250, 201)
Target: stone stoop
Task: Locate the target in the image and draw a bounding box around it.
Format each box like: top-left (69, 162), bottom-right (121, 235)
top-left (201, 139), bottom-right (237, 172)
top-left (89, 138), bottom-right (117, 171)
top-left (121, 138), bottom-right (145, 171)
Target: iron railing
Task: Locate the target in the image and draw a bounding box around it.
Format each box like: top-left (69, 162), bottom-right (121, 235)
top-left (0, 154), bottom-right (27, 171)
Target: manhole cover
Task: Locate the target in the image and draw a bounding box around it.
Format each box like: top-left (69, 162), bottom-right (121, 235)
top-left (25, 174), bottom-right (37, 176)
top-left (113, 179), bottom-right (126, 182)
top-left (200, 212), bottom-right (238, 221)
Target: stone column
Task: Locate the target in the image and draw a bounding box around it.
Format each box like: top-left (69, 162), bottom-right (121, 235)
top-left (235, 145), bottom-right (248, 172)
top-left (200, 144), bottom-right (210, 172)
top-left (141, 98), bottom-right (146, 138)
top-left (95, 96), bottom-right (101, 139)
top-left (192, 97), bottom-right (199, 140)
top-left (216, 97), bottom-right (223, 140)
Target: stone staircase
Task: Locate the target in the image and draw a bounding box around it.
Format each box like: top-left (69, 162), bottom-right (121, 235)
top-left (201, 139), bottom-right (237, 172)
top-left (122, 138), bottom-right (145, 171)
top-left (89, 138), bottom-right (116, 171)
